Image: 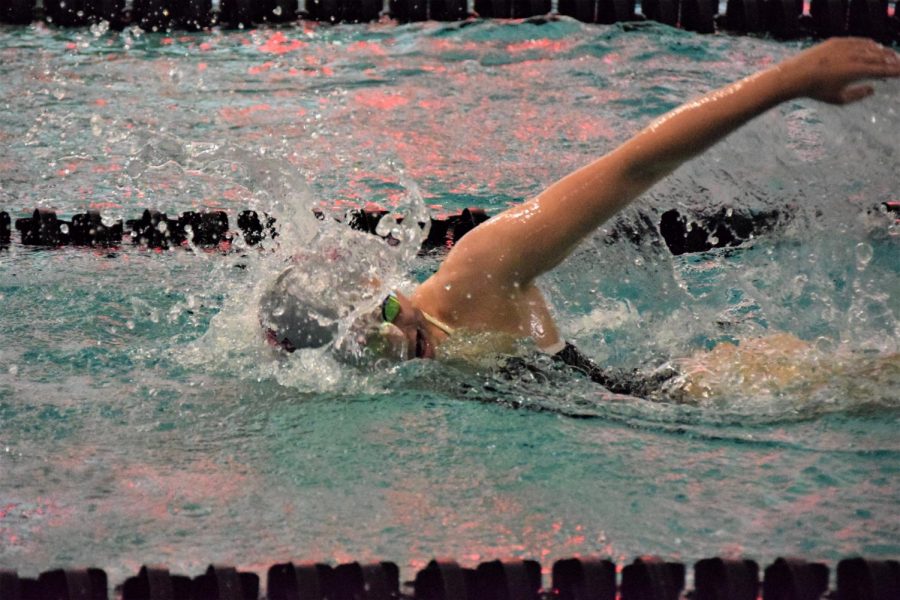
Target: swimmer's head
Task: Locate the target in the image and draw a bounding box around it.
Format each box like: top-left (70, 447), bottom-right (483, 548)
top-left (259, 265), bottom-right (340, 351)
top-left (259, 260), bottom-right (435, 360)
top-left (373, 291), bottom-right (437, 359)
top-left (335, 291), bottom-right (437, 362)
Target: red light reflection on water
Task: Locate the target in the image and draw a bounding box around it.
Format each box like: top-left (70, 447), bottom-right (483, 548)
top-left (259, 31), bottom-right (308, 55)
top-left (248, 62), bottom-right (276, 75)
top-left (348, 40), bottom-right (389, 57)
top-left (219, 103), bottom-right (272, 124)
top-left (506, 39), bottom-right (574, 54)
top-left (354, 90), bottom-right (410, 111)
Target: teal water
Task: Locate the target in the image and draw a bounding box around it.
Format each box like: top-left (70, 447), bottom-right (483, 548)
top-left (1, 17), bottom-right (898, 584)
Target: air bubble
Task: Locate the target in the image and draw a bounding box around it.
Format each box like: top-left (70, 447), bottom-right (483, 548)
top-left (60, 224), bottom-right (69, 234)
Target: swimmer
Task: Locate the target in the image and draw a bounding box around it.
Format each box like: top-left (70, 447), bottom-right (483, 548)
top-left (263, 38), bottom-right (900, 391)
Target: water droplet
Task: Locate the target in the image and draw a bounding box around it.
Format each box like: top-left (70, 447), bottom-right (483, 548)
top-left (855, 242), bottom-right (872, 270)
top-left (444, 284), bottom-right (452, 290)
top-left (8, 365), bottom-right (18, 376)
top-left (90, 114), bottom-right (103, 137)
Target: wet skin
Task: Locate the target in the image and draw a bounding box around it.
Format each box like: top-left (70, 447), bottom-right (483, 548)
top-left (391, 39), bottom-right (900, 359)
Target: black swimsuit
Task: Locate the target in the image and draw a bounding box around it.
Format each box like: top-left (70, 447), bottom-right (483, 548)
top-left (551, 342), bottom-right (678, 398)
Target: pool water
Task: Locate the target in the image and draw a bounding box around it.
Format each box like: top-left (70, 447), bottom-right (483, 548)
top-left (1, 16), bottom-right (898, 584)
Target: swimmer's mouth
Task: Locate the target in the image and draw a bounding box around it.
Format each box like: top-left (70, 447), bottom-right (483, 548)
top-left (415, 327), bottom-right (434, 359)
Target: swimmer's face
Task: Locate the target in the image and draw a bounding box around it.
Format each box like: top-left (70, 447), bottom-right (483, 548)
top-left (382, 292), bottom-right (436, 360)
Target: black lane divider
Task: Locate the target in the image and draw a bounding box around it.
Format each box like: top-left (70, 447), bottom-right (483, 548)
top-left (1, 556), bottom-right (898, 599)
top-left (3, 204), bottom-right (898, 254)
top-left (390, 0), bottom-right (468, 22)
top-left (475, 0), bottom-right (553, 19)
top-left (0, 206), bottom-right (491, 251)
top-left (3, 202), bottom-right (897, 254)
top-left (0, 0), bottom-right (898, 43)
top-left (0, 210), bottom-right (10, 245)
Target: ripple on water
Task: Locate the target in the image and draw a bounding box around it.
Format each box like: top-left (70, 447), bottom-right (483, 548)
top-left (0, 19), bottom-right (898, 580)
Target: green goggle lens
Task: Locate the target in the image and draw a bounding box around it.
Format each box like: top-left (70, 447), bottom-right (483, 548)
top-left (381, 293), bottom-right (402, 324)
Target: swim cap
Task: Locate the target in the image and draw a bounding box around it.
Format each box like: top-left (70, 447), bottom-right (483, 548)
top-left (259, 265), bottom-right (340, 350)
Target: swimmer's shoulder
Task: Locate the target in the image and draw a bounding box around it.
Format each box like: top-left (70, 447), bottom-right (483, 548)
top-left (412, 271), bottom-right (458, 325)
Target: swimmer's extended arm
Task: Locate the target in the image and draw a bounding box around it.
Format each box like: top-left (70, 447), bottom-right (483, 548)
top-left (443, 38), bottom-right (900, 288)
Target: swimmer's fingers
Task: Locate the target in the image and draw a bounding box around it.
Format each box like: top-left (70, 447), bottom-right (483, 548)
top-left (837, 84), bottom-right (875, 105)
top-left (850, 48), bottom-right (900, 77)
top-left (851, 40), bottom-right (900, 68)
top-left (788, 38), bottom-right (900, 104)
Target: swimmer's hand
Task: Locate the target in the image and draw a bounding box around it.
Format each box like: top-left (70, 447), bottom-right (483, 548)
top-left (428, 37), bottom-right (899, 304)
top-left (783, 38), bottom-right (900, 105)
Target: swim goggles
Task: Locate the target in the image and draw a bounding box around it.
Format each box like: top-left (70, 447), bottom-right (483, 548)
top-left (381, 291), bottom-right (455, 336)
top-left (381, 292), bottom-right (402, 325)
